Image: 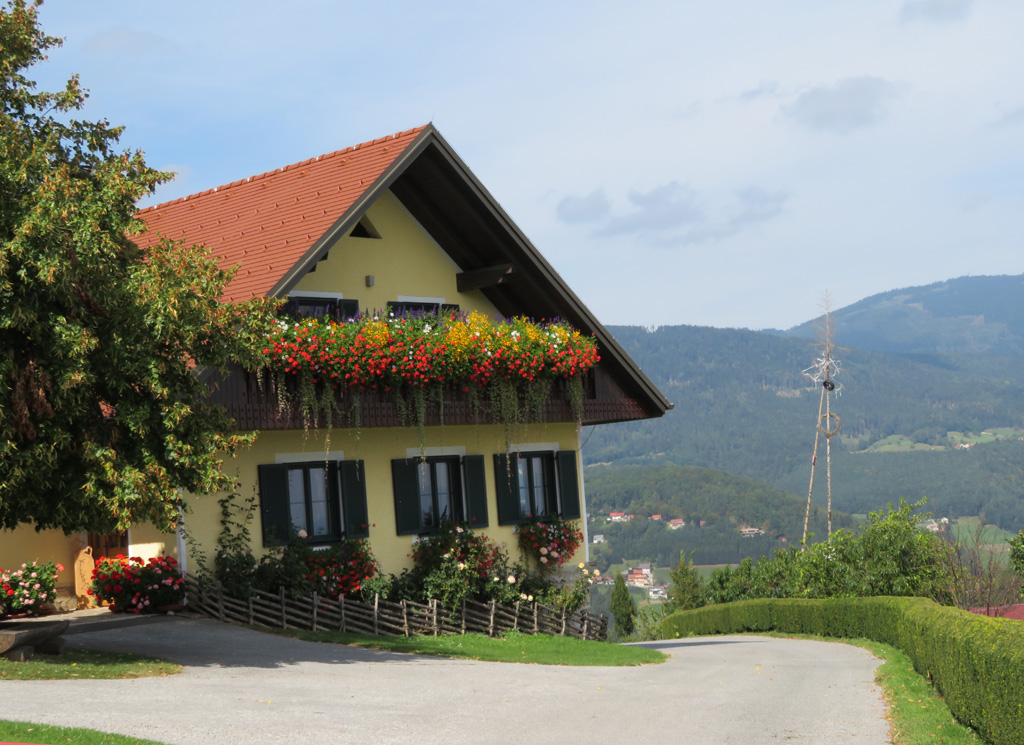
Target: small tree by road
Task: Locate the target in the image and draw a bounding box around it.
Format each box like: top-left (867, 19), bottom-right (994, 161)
top-left (610, 573), bottom-right (637, 638)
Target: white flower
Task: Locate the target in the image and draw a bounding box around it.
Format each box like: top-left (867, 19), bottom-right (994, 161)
top-left (539, 547), bottom-right (548, 555)
top-left (540, 556), bottom-right (548, 564)
top-left (507, 575), bottom-right (516, 584)
top-left (298, 529), bottom-right (308, 539)
top-left (457, 562), bottom-right (466, 571)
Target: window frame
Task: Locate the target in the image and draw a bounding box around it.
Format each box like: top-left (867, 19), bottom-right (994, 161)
top-left (494, 450), bottom-right (581, 526)
top-left (392, 454), bottom-right (488, 536)
top-left (257, 459), bottom-right (368, 546)
top-left (284, 292), bottom-right (359, 321)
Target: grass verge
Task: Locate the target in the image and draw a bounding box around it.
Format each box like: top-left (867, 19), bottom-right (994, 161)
top-left (270, 627), bottom-right (667, 666)
top-left (0, 720), bottom-right (167, 745)
top-left (762, 633), bottom-right (984, 745)
top-left (0, 648), bottom-right (181, 680)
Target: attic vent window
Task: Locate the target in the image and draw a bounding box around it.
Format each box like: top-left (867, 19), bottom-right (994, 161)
top-left (350, 216), bottom-right (381, 239)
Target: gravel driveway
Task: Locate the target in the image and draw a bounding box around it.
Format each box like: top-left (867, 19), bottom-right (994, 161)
top-left (1, 616), bottom-right (891, 744)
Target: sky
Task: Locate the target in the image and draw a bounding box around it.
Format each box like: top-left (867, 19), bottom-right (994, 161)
top-left (29, 0), bottom-right (1024, 330)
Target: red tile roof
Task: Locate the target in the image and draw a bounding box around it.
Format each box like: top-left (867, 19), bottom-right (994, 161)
top-left (970, 603), bottom-right (1024, 620)
top-left (135, 126), bottom-right (428, 303)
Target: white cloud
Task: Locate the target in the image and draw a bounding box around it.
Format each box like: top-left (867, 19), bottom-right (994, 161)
top-left (600, 182), bottom-right (704, 238)
top-left (900, 0), bottom-right (974, 24)
top-left (783, 77), bottom-right (900, 134)
top-left (738, 81), bottom-right (780, 103)
top-left (556, 190), bottom-right (611, 224)
top-left (994, 106), bottom-right (1024, 127)
top-left (584, 182), bottom-right (788, 248)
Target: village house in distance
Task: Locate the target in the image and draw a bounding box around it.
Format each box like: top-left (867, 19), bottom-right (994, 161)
top-left (1, 125), bottom-right (671, 590)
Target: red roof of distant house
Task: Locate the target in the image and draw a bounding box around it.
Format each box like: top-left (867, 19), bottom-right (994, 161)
top-left (135, 126), bottom-right (427, 304)
top-left (970, 603), bottom-right (1024, 620)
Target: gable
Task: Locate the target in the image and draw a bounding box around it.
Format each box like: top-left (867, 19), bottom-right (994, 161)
top-left (290, 191), bottom-right (501, 320)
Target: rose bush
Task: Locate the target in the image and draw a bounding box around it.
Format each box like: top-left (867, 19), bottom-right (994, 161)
top-left (515, 516), bottom-right (584, 573)
top-left (1, 561), bottom-right (63, 615)
top-left (89, 554), bottom-right (184, 613)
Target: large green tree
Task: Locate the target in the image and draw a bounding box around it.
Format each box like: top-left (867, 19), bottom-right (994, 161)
top-left (0, 1), bottom-right (275, 533)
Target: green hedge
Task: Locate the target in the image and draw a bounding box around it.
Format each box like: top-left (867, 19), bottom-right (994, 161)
top-left (659, 598), bottom-right (1024, 745)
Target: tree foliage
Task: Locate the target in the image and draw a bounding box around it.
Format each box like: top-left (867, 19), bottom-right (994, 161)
top-left (0, 1), bottom-right (275, 533)
top-left (689, 500), bottom-right (953, 606)
top-left (609, 572), bottom-right (636, 637)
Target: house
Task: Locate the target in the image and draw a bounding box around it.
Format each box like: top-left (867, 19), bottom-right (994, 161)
top-left (592, 534), bottom-right (606, 544)
top-left (1, 125), bottom-right (670, 583)
top-left (650, 514), bottom-right (662, 521)
top-left (668, 518), bottom-right (686, 530)
top-left (740, 527), bottom-right (765, 538)
top-left (609, 512), bottom-right (628, 522)
top-left (627, 570), bottom-right (651, 587)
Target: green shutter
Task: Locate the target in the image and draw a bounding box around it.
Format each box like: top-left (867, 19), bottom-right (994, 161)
top-left (493, 453), bottom-right (522, 525)
top-left (340, 460), bottom-right (369, 538)
top-left (463, 455), bottom-right (489, 528)
top-left (557, 450), bottom-right (582, 520)
top-left (392, 458), bottom-right (422, 535)
top-left (257, 463), bottom-right (291, 546)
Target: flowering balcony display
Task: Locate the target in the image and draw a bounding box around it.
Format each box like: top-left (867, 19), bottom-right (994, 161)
top-left (259, 310), bottom-right (600, 434)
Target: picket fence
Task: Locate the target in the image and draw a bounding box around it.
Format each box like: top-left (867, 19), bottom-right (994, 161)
top-left (184, 578), bottom-right (608, 641)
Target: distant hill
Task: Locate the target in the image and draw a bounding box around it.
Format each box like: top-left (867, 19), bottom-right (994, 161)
top-left (583, 275), bottom-right (1024, 533)
top-left (584, 463), bottom-right (852, 567)
top-left (771, 274), bottom-right (1024, 356)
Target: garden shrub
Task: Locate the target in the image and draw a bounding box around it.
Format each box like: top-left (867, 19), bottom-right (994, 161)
top-left (659, 597), bottom-right (1024, 745)
top-left (1, 561), bottom-right (63, 615)
top-left (89, 555), bottom-right (185, 613)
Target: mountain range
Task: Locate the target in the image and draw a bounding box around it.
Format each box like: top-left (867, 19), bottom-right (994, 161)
top-left (584, 274), bottom-right (1024, 533)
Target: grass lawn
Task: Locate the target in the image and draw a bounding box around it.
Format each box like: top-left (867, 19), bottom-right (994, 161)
top-left (271, 627), bottom-right (667, 666)
top-left (0, 720), bottom-right (167, 745)
top-left (0, 648), bottom-right (181, 680)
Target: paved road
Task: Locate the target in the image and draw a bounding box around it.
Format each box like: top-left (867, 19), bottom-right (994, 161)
top-left (2, 617), bottom-right (890, 745)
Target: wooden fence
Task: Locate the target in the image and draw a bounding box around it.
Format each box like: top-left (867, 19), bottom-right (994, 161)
top-left (184, 578), bottom-right (607, 641)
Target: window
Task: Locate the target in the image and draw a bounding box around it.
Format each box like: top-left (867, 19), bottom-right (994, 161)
top-left (392, 455), bottom-right (488, 535)
top-left (387, 300), bottom-right (459, 316)
top-left (494, 450), bottom-right (581, 525)
top-left (284, 294), bottom-right (359, 321)
top-left (257, 460), bottom-right (368, 545)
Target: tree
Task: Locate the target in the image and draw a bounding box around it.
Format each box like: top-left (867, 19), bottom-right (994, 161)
top-left (667, 550), bottom-right (704, 611)
top-left (0, 1), bottom-right (275, 533)
top-left (1009, 530), bottom-right (1024, 598)
top-left (609, 573), bottom-right (636, 637)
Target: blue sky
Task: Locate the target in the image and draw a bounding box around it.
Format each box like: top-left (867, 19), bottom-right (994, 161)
top-left (32, 0), bottom-right (1024, 329)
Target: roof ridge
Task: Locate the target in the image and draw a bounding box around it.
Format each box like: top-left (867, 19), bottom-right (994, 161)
top-left (137, 125), bottom-right (429, 215)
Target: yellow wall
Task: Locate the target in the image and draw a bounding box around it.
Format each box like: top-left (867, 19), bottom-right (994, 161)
top-left (189, 421), bottom-right (584, 577)
top-left (291, 190), bottom-right (501, 318)
top-left (0, 527), bottom-right (79, 592)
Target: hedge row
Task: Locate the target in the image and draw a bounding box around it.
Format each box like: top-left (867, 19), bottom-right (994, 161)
top-left (658, 597), bottom-right (1024, 745)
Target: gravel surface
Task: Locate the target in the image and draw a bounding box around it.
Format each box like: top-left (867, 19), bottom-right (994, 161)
top-left (1, 617), bottom-right (891, 744)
